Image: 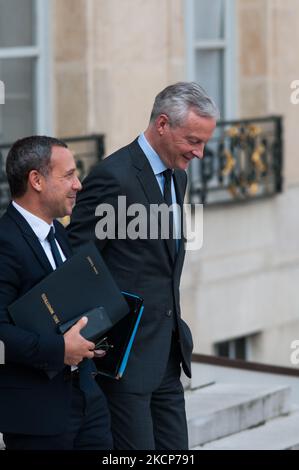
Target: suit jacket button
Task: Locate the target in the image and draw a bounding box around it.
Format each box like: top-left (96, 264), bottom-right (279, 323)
top-left (166, 309), bottom-right (172, 317)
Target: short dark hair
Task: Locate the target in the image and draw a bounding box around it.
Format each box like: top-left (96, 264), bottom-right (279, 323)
top-left (6, 135), bottom-right (68, 198)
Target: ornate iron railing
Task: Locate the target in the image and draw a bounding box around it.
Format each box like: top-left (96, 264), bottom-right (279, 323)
top-left (0, 117), bottom-right (284, 212)
top-left (0, 134), bottom-right (105, 215)
top-left (188, 116), bottom-right (283, 205)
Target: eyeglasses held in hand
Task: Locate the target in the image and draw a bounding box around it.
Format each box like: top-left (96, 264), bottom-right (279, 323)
top-left (95, 336), bottom-right (114, 351)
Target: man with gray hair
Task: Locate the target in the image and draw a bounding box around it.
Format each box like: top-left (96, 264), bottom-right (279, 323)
top-left (68, 82), bottom-right (219, 449)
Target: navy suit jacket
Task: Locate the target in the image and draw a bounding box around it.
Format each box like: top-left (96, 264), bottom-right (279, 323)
top-left (0, 203), bottom-right (73, 435)
top-left (68, 139), bottom-right (193, 394)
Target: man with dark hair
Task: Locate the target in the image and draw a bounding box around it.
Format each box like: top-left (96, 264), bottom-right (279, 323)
top-left (5, 136), bottom-right (67, 198)
top-left (68, 82), bottom-right (218, 449)
top-left (0, 136), bottom-right (113, 450)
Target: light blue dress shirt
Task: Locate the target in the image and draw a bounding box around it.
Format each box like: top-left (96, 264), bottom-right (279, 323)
top-left (137, 133), bottom-right (180, 245)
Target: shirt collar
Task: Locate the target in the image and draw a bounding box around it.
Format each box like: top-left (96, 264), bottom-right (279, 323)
top-left (138, 132), bottom-right (167, 176)
top-left (12, 201), bottom-right (54, 242)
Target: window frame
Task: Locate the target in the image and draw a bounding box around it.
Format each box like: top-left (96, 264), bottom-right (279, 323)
top-left (0, 0), bottom-right (53, 138)
top-left (214, 337), bottom-right (248, 361)
top-left (184, 0), bottom-right (237, 120)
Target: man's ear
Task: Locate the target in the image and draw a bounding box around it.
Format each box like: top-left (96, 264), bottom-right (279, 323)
top-left (28, 170), bottom-right (43, 192)
top-left (156, 114), bottom-right (169, 136)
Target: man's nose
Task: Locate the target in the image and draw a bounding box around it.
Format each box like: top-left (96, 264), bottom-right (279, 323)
top-left (73, 176), bottom-right (82, 191)
top-left (192, 144), bottom-right (204, 159)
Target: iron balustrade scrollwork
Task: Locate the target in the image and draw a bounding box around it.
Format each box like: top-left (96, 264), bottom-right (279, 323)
top-left (0, 120), bottom-right (283, 212)
top-left (0, 134), bottom-right (105, 216)
top-left (188, 116), bottom-right (283, 205)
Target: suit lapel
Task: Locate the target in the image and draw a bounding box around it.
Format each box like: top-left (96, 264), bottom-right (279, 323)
top-left (173, 171), bottom-right (186, 269)
top-left (129, 140), bottom-right (186, 265)
top-left (130, 141), bottom-right (176, 263)
top-left (7, 204), bottom-right (55, 274)
top-left (54, 221), bottom-right (72, 259)
top-left (129, 141), bottom-right (164, 207)
top-left (173, 171), bottom-right (184, 208)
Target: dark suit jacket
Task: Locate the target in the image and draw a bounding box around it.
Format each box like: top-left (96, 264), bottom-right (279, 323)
top-left (68, 139), bottom-right (193, 394)
top-left (0, 203), bottom-right (73, 435)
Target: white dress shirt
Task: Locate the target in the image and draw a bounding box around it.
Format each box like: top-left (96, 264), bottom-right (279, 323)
top-left (12, 201), bottom-right (66, 270)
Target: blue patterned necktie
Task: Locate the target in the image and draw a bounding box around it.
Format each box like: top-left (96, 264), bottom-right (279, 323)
top-left (163, 169), bottom-right (176, 260)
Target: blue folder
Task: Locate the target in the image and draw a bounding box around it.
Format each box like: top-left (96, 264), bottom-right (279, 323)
top-left (94, 291), bottom-right (144, 379)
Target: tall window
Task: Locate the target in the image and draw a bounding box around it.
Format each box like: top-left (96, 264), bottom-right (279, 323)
top-left (0, 0), bottom-right (51, 143)
top-left (185, 0), bottom-right (236, 119)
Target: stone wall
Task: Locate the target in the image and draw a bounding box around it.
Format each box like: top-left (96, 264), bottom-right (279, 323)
top-left (53, 0), bottom-right (185, 154)
top-left (238, 0), bottom-right (299, 185)
top-left (181, 0), bottom-right (299, 367)
top-left (53, 0), bottom-right (89, 137)
top-left (52, 0), bottom-right (299, 367)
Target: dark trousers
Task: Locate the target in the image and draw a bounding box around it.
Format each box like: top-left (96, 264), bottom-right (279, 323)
top-left (3, 378), bottom-right (113, 450)
top-left (103, 337), bottom-right (188, 450)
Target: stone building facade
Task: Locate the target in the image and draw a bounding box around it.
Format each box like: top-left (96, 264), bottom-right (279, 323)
top-left (1, 0), bottom-right (299, 367)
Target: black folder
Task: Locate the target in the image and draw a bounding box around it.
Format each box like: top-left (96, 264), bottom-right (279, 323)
top-left (94, 291), bottom-right (144, 379)
top-left (8, 242), bottom-right (129, 342)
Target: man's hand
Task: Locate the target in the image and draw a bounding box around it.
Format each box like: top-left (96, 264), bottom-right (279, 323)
top-left (63, 316), bottom-right (95, 366)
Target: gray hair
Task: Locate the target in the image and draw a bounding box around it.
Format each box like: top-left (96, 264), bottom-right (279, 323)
top-left (150, 81), bottom-right (220, 127)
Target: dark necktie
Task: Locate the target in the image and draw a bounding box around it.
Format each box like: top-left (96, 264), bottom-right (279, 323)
top-left (163, 169), bottom-right (176, 260)
top-left (47, 226), bottom-right (64, 268)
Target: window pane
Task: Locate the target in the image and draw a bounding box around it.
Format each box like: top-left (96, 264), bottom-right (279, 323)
top-left (0, 0), bottom-right (35, 47)
top-left (195, 49), bottom-right (224, 115)
top-left (235, 338), bottom-right (246, 360)
top-left (215, 341), bottom-right (229, 358)
top-left (0, 58), bottom-right (35, 142)
top-left (194, 0), bottom-right (224, 40)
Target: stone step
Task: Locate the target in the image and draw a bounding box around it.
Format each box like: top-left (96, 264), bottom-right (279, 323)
top-left (198, 409), bottom-right (299, 450)
top-left (186, 383), bottom-right (291, 448)
top-left (0, 385), bottom-right (292, 451)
